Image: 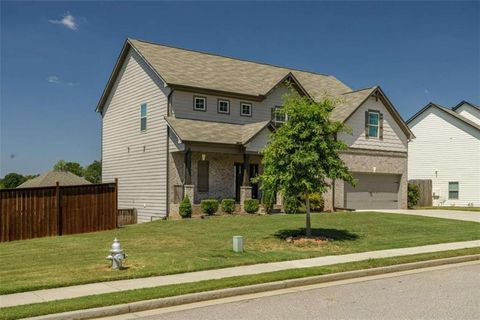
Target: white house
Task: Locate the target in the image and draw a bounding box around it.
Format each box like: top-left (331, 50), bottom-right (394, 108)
top-left (407, 101), bottom-right (480, 207)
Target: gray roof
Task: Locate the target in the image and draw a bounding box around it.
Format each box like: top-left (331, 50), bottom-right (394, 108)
top-left (407, 102), bottom-right (480, 132)
top-left (452, 100), bottom-right (480, 111)
top-left (165, 117), bottom-right (271, 145)
top-left (17, 171), bottom-right (91, 188)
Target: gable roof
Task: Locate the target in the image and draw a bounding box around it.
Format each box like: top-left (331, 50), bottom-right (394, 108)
top-left (17, 171), bottom-right (91, 188)
top-left (452, 100), bottom-right (480, 112)
top-left (407, 102), bottom-right (480, 132)
top-left (165, 117), bottom-right (272, 146)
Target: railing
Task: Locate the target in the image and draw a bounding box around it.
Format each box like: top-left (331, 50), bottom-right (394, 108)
top-left (117, 208), bottom-right (137, 226)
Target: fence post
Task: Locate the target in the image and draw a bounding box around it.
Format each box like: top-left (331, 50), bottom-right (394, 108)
top-left (56, 181), bottom-right (62, 236)
top-left (115, 178), bottom-right (119, 228)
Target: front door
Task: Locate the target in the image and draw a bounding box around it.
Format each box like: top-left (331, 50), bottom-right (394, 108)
top-left (234, 163), bottom-right (259, 202)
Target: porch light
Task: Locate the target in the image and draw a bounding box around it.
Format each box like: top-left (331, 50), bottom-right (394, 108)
top-left (202, 154), bottom-right (206, 161)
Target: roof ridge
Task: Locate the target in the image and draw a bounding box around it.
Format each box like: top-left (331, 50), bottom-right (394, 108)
top-left (129, 38), bottom-right (335, 78)
top-left (341, 86), bottom-right (377, 95)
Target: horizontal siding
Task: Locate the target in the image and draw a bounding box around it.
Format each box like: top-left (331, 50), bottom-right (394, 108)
top-left (338, 97), bottom-right (408, 152)
top-left (456, 105), bottom-right (480, 125)
top-left (172, 84), bottom-right (289, 124)
top-left (102, 48), bottom-right (169, 222)
top-left (408, 108), bottom-right (480, 206)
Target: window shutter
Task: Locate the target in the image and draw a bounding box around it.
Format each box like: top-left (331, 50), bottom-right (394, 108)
top-left (379, 112), bottom-right (384, 140)
top-left (271, 107), bottom-right (275, 121)
top-left (365, 111), bottom-right (369, 138)
top-left (197, 161), bottom-right (209, 193)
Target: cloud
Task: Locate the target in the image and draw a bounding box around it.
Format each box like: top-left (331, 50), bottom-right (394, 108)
top-left (47, 76), bottom-right (75, 86)
top-left (49, 12), bottom-right (78, 30)
top-left (424, 89), bottom-right (429, 94)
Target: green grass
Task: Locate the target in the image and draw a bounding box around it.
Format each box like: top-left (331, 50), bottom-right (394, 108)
top-left (1, 247), bottom-right (479, 320)
top-left (1, 212), bottom-right (479, 295)
top-left (417, 206), bottom-right (480, 212)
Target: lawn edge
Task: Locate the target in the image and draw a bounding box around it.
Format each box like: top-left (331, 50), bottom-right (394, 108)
top-left (16, 252), bottom-right (480, 320)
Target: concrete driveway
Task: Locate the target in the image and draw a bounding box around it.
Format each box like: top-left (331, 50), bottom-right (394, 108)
top-left (367, 209), bottom-right (480, 223)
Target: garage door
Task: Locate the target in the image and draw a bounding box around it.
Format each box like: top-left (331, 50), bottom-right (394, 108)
top-left (344, 173), bottom-right (400, 209)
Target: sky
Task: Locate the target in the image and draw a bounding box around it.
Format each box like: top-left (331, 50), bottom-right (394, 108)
top-left (1, 1), bottom-right (479, 176)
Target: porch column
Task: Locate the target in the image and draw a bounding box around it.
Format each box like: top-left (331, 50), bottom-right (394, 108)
top-left (240, 152), bottom-right (252, 211)
top-left (183, 148), bottom-right (194, 203)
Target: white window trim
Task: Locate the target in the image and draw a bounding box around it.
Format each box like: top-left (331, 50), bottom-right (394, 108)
top-left (140, 103), bottom-right (147, 132)
top-left (240, 102), bottom-right (252, 117)
top-left (367, 111), bottom-right (380, 138)
top-left (194, 96), bottom-right (207, 111)
top-left (273, 106), bottom-right (287, 125)
top-left (217, 99), bottom-right (230, 114)
top-left (448, 182), bottom-right (459, 200)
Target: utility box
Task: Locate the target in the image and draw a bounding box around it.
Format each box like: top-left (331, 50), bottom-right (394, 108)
top-left (233, 236), bottom-right (243, 253)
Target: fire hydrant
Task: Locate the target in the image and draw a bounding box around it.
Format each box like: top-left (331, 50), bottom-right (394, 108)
top-left (106, 238), bottom-right (127, 270)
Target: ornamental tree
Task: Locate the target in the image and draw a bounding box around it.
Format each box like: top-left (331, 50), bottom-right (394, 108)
top-left (257, 91), bottom-right (354, 237)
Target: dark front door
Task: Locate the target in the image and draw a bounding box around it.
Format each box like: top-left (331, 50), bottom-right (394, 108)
top-left (234, 163), bottom-right (259, 202)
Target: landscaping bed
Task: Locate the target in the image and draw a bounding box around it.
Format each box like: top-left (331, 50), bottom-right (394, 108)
top-left (1, 212), bottom-right (479, 294)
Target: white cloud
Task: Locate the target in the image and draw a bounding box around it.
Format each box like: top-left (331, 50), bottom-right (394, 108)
top-left (47, 76), bottom-right (75, 86)
top-left (424, 89), bottom-right (429, 94)
top-left (49, 12), bottom-right (78, 30)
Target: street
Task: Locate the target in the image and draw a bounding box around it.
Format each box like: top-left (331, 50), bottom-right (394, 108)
top-left (107, 262), bottom-right (480, 320)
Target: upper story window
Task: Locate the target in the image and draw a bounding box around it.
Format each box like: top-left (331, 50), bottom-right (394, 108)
top-left (272, 106), bottom-right (287, 126)
top-left (366, 110), bottom-right (380, 138)
top-left (448, 182), bottom-right (459, 199)
top-left (140, 103), bottom-right (147, 131)
top-left (194, 96), bottom-right (207, 111)
top-left (240, 102), bottom-right (252, 117)
top-left (217, 99), bottom-right (230, 114)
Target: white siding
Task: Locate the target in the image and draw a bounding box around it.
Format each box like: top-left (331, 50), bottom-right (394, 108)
top-left (408, 107), bottom-right (480, 206)
top-left (456, 104), bottom-right (480, 125)
top-left (102, 48), bottom-right (170, 222)
top-left (338, 97), bottom-right (408, 152)
top-left (171, 84), bottom-right (289, 124)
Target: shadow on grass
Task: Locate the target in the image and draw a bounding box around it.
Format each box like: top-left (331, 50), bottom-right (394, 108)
top-left (274, 228), bottom-right (359, 241)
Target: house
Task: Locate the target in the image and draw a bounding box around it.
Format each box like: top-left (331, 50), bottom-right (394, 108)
top-left (96, 39), bottom-right (413, 222)
top-left (16, 171), bottom-right (91, 188)
top-left (407, 101), bottom-right (480, 206)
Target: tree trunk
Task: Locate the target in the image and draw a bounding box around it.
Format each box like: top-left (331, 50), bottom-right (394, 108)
top-left (305, 196), bottom-right (311, 237)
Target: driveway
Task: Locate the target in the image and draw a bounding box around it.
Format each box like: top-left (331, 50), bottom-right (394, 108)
top-left (367, 209), bottom-right (480, 223)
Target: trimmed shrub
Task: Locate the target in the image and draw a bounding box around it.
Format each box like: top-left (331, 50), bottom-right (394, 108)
top-left (244, 199), bottom-right (260, 214)
top-left (308, 192), bottom-right (324, 212)
top-left (261, 189), bottom-right (276, 214)
top-left (283, 193), bottom-right (299, 214)
top-left (179, 196), bottom-right (192, 218)
top-left (201, 199), bottom-right (219, 215)
top-left (221, 199), bottom-right (235, 214)
top-left (408, 183), bottom-right (420, 209)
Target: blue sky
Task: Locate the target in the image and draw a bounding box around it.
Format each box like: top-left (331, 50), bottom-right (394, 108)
top-left (1, 1), bottom-right (479, 176)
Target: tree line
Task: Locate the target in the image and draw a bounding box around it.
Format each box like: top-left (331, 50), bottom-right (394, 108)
top-left (0, 160), bottom-right (101, 189)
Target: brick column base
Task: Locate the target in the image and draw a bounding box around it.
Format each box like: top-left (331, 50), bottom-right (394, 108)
top-left (184, 185), bottom-right (195, 204)
top-left (240, 186), bottom-right (252, 212)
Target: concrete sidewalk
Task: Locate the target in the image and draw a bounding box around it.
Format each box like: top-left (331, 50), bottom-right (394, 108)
top-left (2, 240), bottom-right (479, 308)
top-left (365, 209), bottom-right (480, 223)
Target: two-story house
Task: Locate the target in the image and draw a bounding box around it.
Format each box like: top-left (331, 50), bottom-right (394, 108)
top-left (407, 101), bottom-right (480, 206)
top-left (96, 39), bottom-right (413, 222)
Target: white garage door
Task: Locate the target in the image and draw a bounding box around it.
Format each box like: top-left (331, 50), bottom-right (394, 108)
top-left (344, 173), bottom-right (400, 209)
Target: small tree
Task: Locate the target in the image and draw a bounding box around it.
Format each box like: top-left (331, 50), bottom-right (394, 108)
top-left (408, 183), bottom-right (420, 209)
top-left (257, 91), bottom-right (353, 237)
top-left (179, 196), bottom-right (192, 218)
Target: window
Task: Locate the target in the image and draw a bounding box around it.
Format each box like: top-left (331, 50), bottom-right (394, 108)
top-left (140, 103), bottom-right (147, 131)
top-left (273, 106), bottom-right (287, 125)
top-left (240, 102), bottom-right (252, 117)
top-left (217, 99), bottom-right (230, 114)
top-left (197, 161), bottom-right (209, 192)
top-left (194, 96), bottom-right (206, 111)
top-left (366, 111), bottom-right (380, 138)
top-left (448, 182), bottom-right (459, 199)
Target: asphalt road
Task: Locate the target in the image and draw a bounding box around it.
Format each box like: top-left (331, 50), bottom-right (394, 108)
top-left (125, 262), bottom-right (480, 320)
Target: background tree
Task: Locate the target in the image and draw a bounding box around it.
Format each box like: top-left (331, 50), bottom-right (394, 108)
top-left (2, 173), bottom-right (27, 188)
top-left (53, 160), bottom-right (84, 177)
top-left (84, 160), bottom-right (102, 183)
top-left (257, 91), bottom-right (354, 237)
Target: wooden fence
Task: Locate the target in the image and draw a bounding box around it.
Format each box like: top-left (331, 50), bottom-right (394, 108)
top-left (0, 181), bottom-right (118, 242)
top-left (409, 179), bottom-right (433, 207)
top-left (117, 208), bottom-right (137, 226)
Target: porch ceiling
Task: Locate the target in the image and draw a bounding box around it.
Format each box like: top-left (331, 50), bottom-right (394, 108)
top-left (165, 117), bottom-right (271, 146)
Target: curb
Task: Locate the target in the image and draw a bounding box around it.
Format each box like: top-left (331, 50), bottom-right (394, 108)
top-left (25, 254), bottom-right (480, 320)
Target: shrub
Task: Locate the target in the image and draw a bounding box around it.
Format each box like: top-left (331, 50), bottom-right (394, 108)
top-left (283, 193), bottom-right (299, 214)
top-left (244, 199), bottom-right (260, 214)
top-left (261, 189), bottom-right (276, 214)
top-left (221, 199), bottom-right (235, 214)
top-left (308, 192), bottom-right (324, 212)
top-left (201, 199), bottom-right (219, 215)
top-left (179, 196), bottom-right (192, 218)
top-left (408, 183), bottom-right (420, 209)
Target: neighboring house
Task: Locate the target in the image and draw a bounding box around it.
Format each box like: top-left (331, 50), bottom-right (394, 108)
top-left (16, 171), bottom-right (91, 188)
top-left (97, 39), bottom-right (413, 222)
top-left (407, 101), bottom-right (480, 207)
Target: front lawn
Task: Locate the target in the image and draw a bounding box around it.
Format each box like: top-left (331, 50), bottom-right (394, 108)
top-left (417, 206), bottom-right (480, 212)
top-left (0, 212), bottom-right (479, 294)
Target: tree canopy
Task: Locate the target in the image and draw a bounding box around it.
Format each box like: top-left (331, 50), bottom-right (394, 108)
top-left (2, 173), bottom-right (27, 189)
top-left (257, 91), bottom-right (354, 236)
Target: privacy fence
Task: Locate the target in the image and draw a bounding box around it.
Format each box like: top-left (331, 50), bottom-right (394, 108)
top-left (409, 179), bottom-right (433, 207)
top-left (0, 181), bottom-right (118, 242)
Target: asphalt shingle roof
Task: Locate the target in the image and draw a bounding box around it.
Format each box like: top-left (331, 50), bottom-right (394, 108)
top-left (17, 171), bottom-right (91, 188)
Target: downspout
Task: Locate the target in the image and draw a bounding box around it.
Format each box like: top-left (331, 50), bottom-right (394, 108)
top-left (165, 88), bottom-right (174, 218)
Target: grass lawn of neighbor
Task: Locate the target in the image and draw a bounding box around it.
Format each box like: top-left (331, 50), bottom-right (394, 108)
top-left (1, 212), bottom-right (479, 294)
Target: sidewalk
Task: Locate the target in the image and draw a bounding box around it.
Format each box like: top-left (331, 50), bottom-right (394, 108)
top-left (365, 209), bottom-right (480, 223)
top-left (2, 240), bottom-right (479, 308)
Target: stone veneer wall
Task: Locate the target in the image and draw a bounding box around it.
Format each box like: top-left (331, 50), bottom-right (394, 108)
top-left (323, 149), bottom-right (408, 210)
